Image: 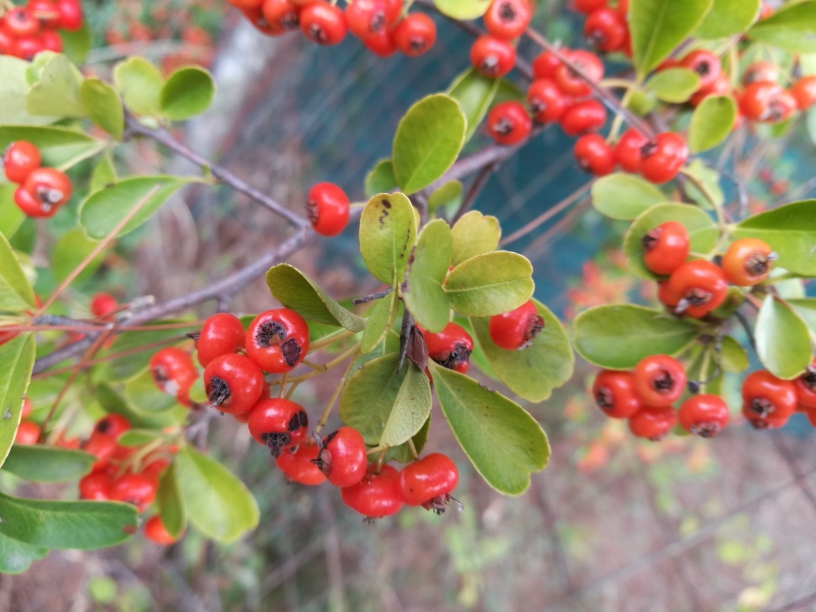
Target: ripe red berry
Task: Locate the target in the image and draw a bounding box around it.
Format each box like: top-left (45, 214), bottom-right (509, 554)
top-left (90, 292), bottom-right (117, 319)
top-left (262, 0), bottom-right (301, 30)
top-left (532, 50), bottom-right (561, 79)
top-left (142, 458), bottom-right (171, 483)
top-left (527, 79), bottom-right (568, 124)
top-left (361, 28), bottom-right (397, 57)
top-left (592, 370), bottom-right (642, 418)
top-left (195, 313), bottom-right (246, 367)
top-left (483, 0), bottom-right (532, 40)
top-left (667, 260), bottom-right (728, 318)
top-left (574, 134), bottom-right (616, 176)
top-left (307, 182), bottom-right (350, 236)
top-left (247, 397), bottom-right (309, 456)
top-left (300, 2), bottom-right (347, 45)
top-left (721, 238), bottom-right (775, 286)
top-left (486, 101), bottom-right (531, 146)
top-left (584, 7), bottom-right (627, 53)
top-left (29, 0), bottom-right (62, 29)
top-left (488, 300), bottom-right (544, 350)
top-left (315, 426), bottom-right (368, 487)
top-left (83, 432), bottom-right (118, 469)
top-left (420, 322), bottom-right (474, 374)
top-left (13, 185), bottom-right (48, 217)
top-left (204, 353), bottom-right (266, 414)
top-left (110, 473), bottom-right (157, 512)
top-left (277, 443), bottom-right (327, 485)
top-left (791, 76), bottom-right (816, 110)
top-left (794, 359), bottom-right (816, 409)
top-left (94, 414), bottom-right (131, 439)
top-left (398, 453), bottom-right (459, 511)
top-left (628, 406), bottom-right (677, 440)
top-left (559, 99), bottom-right (606, 136)
top-left (245, 308), bottom-right (310, 373)
top-left (21, 397), bottom-right (33, 420)
top-left (56, 0), bottom-right (83, 31)
top-left (742, 61), bottom-right (778, 87)
top-left (79, 471), bottom-right (113, 501)
top-left (614, 128), bottom-right (649, 173)
top-left (240, 6), bottom-right (286, 35)
top-left (633, 354), bottom-right (686, 407)
top-left (392, 13), bottom-right (436, 57)
top-left (741, 370), bottom-right (797, 421)
top-left (3, 141), bottom-right (41, 184)
top-left (345, 0), bottom-right (388, 38)
top-left (742, 404), bottom-right (789, 430)
top-left (689, 72), bottom-right (730, 107)
top-left (150, 347), bottom-right (198, 393)
top-left (639, 132), bottom-right (688, 184)
top-left (228, 0), bottom-right (265, 7)
top-left (679, 50), bottom-right (722, 91)
top-left (4, 8), bottom-right (40, 37)
top-left (554, 49), bottom-right (604, 98)
top-left (739, 82), bottom-right (796, 123)
top-left (22, 167), bottom-right (72, 216)
top-left (144, 515), bottom-right (181, 545)
top-left (470, 35), bottom-right (516, 78)
top-left (341, 464), bottom-right (403, 519)
top-left (573, 0), bottom-right (608, 14)
top-left (641, 221), bottom-right (690, 276)
top-left (14, 421), bottom-right (40, 445)
top-left (678, 394), bottom-right (729, 438)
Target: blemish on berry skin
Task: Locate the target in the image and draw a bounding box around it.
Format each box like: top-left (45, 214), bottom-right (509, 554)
top-left (281, 338), bottom-right (302, 367)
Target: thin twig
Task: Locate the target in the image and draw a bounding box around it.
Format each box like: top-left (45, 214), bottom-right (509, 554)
top-left (734, 308), bottom-right (757, 354)
top-left (352, 288), bottom-right (393, 305)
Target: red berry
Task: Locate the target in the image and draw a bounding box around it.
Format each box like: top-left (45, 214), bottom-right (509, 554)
top-left (83, 432), bottom-right (118, 469)
top-left (397, 453), bottom-right (458, 511)
top-left (639, 132), bottom-right (687, 184)
top-left (262, 0), bottom-right (301, 30)
top-left (22, 167), bottom-right (72, 217)
top-left (574, 134), bottom-right (616, 176)
top-left (362, 28), bottom-right (397, 57)
top-left (392, 13), bottom-right (436, 57)
top-left (3, 141), bottom-right (42, 184)
top-left (679, 50), bottom-right (722, 91)
top-left (142, 458), bottom-right (171, 483)
top-left (488, 300), bottom-right (544, 350)
top-left (341, 463), bottom-right (403, 518)
top-left (743, 404), bottom-right (789, 430)
top-left (739, 82), bottom-right (796, 123)
top-left (554, 49), bottom-right (604, 98)
top-left (79, 471), bottom-right (113, 501)
top-left (90, 292), bottom-right (117, 319)
top-left (486, 101), bottom-right (531, 146)
top-left (791, 76), bottom-right (816, 110)
top-left (204, 353), bottom-right (266, 414)
top-left (4, 8), bottom-right (40, 37)
top-left (420, 322), bottom-right (474, 374)
top-left (21, 397), bottom-right (33, 420)
top-left (345, 0), bottom-right (388, 38)
top-left (633, 354), bottom-right (686, 407)
top-left (150, 347), bottom-right (197, 392)
top-left (247, 398), bottom-right (309, 456)
top-left (245, 308), bottom-right (310, 373)
top-left (559, 99), bottom-right (606, 136)
top-left (642, 221), bottom-right (690, 276)
top-left (689, 72), bottom-right (731, 107)
top-left (14, 421), bottom-right (40, 445)
top-left (667, 260), bottom-right (728, 318)
top-left (196, 313), bottom-right (246, 367)
top-left (228, 0), bottom-right (265, 7)
top-left (28, 0), bottom-right (62, 29)
top-left (678, 394), bottom-right (729, 437)
top-left (628, 406), bottom-right (677, 440)
top-left (300, 2), bottom-right (347, 45)
top-left (240, 6), bottom-right (286, 35)
top-left (307, 182), bottom-right (350, 236)
top-left (38, 30), bottom-right (62, 52)
top-left (483, 0), bottom-right (532, 40)
top-left (14, 36), bottom-right (44, 61)
top-left (144, 515), bottom-right (181, 545)
top-left (584, 7), bottom-right (627, 53)
top-left (592, 370), bottom-right (641, 418)
top-left (110, 474), bottom-right (157, 512)
top-left (741, 370), bottom-right (797, 421)
top-left (93, 414), bottom-right (131, 439)
top-left (794, 359), bottom-right (816, 410)
top-left (56, 0), bottom-right (83, 31)
top-left (573, 0), bottom-right (607, 13)
top-left (315, 426), bottom-right (368, 487)
top-left (721, 238), bottom-right (775, 286)
top-left (614, 128), bottom-right (649, 173)
top-left (470, 35), bottom-right (516, 78)
top-left (742, 61), bottom-right (778, 87)
top-left (527, 79), bottom-right (568, 124)
top-left (532, 50), bottom-right (561, 79)
top-left (277, 443), bottom-right (327, 485)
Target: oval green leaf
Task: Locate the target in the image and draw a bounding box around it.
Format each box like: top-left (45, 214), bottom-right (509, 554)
top-left (433, 0), bottom-right (491, 20)
top-left (450, 210), bottom-right (501, 265)
top-left (90, 153), bottom-right (117, 192)
top-left (721, 335), bottom-right (749, 373)
top-left (51, 228), bottom-right (105, 285)
top-left (0, 532), bottom-right (47, 574)
top-left (0, 231), bottom-right (35, 311)
top-left (788, 298), bottom-right (816, 333)
top-left (696, 0), bottom-right (760, 38)
top-left (360, 293), bottom-right (396, 354)
top-left (359, 192), bottom-right (417, 286)
top-left (428, 180), bottom-right (463, 214)
top-left (364, 158), bottom-right (397, 198)
top-left (688, 95), bottom-right (737, 153)
top-left (2, 446), bottom-right (94, 482)
top-left (0, 126), bottom-right (101, 172)
top-left (748, 1), bottom-right (816, 52)
top-left (646, 68), bottom-right (701, 103)
top-left (755, 295), bottom-right (812, 379)
top-left (591, 173), bottom-right (665, 220)
top-left (159, 66), bottom-right (215, 121)
top-left (157, 462), bottom-right (186, 538)
top-left (447, 68), bottom-right (501, 142)
top-left (113, 57), bottom-right (164, 118)
top-left (0, 334), bottom-right (35, 470)
top-left (0, 56), bottom-right (55, 126)
top-left (80, 78), bottom-right (124, 140)
top-left (404, 219), bottom-right (453, 333)
top-left (26, 54), bottom-right (85, 117)
top-left (444, 251), bottom-right (533, 316)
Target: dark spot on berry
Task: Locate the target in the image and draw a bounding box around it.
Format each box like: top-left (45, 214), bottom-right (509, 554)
top-left (595, 386), bottom-right (613, 410)
top-left (641, 228), bottom-right (662, 252)
top-left (691, 421), bottom-right (720, 438)
top-left (432, 342), bottom-right (472, 371)
top-left (652, 369), bottom-right (675, 393)
top-left (803, 367), bottom-right (816, 391)
top-left (207, 375), bottom-right (231, 407)
top-left (640, 140), bottom-right (658, 158)
top-left (499, 1), bottom-right (516, 20)
top-left (323, 430), bottom-right (338, 446)
top-left (281, 338), bottom-right (302, 367)
top-left (96, 419), bottom-right (111, 434)
top-left (262, 432), bottom-right (291, 458)
top-left (287, 411), bottom-right (307, 432)
top-left (298, 410), bottom-right (308, 427)
top-left (279, 12), bottom-right (299, 29)
top-left (524, 315), bottom-right (544, 344)
top-left (187, 332), bottom-right (201, 346)
top-left (152, 366), bottom-right (169, 384)
top-left (750, 397), bottom-right (774, 418)
top-left (256, 320), bottom-right (287, 348)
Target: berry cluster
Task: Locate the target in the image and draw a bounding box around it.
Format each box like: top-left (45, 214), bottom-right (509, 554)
top-left (0, 0), bottom-right (82, 60)
top-left (4, 140), bottom-right (73, 218)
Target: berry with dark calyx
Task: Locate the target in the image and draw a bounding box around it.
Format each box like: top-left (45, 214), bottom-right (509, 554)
top-left (314, 426), bottom-right (368, 487)
top-left (794, 359), bottom-right (816, 409)
top-left (398, 453), bottom-right (459, 512)
top-left (246, 308), bottom-right (310, 373)
top-left (14, 185), bottom-right (49, 217)
top-left (362, 28), bottom-right (397, 57)
top-left (90, 292), bottom-right (117, 319)
top-left (29, 0), bottom-right (61, 29)
top-left (3, 141), bottom-right (42, 184)
top-left (592, 370), bottom-right (641, 418)
top-left (15, 421), bottom-right (40, 445)
top-left (679, 50), bottom-right (722, 91)
top-left (488, 300), bottom-right (544, 350)
top-left (721, 238), bottom-right (775, 286)
top-left (690, 72), bottom-right (731, 107)
top-left (56, 0), bottom-right (83, 31)
top-left (527, 79), bottom-right (568, 124)
top-left (4, 8), bottom-right (40, 38)
top-left (144, 515), bottom-right (181, 545)
top-left (262, 0), bottom-right (301, 31)
top-left (639, 132), bottom-right (688, 184)
top-left (15, 37), bottom-right (44, 61)
top-left (739, 82), bottom-right (796, 123)
top-left (195, 313), bottom-right (246, 367)
top-left (420, 322), bottom-right (474, 373)
top-left (204, 353), bottom-right (266, 414)
top-left (743, 404), bottom-right (789, 430)
top-left (667, 259), bottom-right (728, 318)
top-left (345, 0), bottom-right (388, 38)
top-left (560, 99), bottom-right (606, 137)
top-left (679, 394), bottom-right (729, 438)
top-left (742, 61), bottom-right (778, 87)
top-left (554, 49), bottom-right (604, 98)
top-left (628, 406), bottom-right (677, 440)
top-left (341, 463), bottom-right (403, 519)
top-left (240, 6), bottom-right (286, 35)
top-left (486, 101), bottom-right (531, 146)
top-left (247, 398), bottom-right (309, 457)
top-left (22, 167), bottom-right (73, 216)
top-left (94, 414), bottom-right (131, 440)
top-left (614, 129), bottom-right (649, 173)
top-left (791, 76), bottom-right (816, 110)
top-left (741, 370), bottom-right (797, 420)
top-left (470, 35), bottom-right (516, 78)
top-left (641, 221), bottom-right (690, 276)
top-left (79, 471), bottom-right (113, 500)
top-left (392, 12), bottom-right (436, 57)
top-left (149, 347), bottom-right (198, 398)
top-left (584, 7), bottom-right (627, 53)
top-left (633, 354), bottom-right (686, 407)
top-left (307, 182), bottom-right (350, 236)
top-left (300, 2), bottom-right (348, 45)
top-left (483, 0), bottom-right (532, 41)
top-left (110, 473), bottom-right (158, 512)
top-left (277, 443), bottom-right (326, 485)
top-left (573, 134), bottom-right (616, 176)
top-left (532, 50), bottom-right (561, 79)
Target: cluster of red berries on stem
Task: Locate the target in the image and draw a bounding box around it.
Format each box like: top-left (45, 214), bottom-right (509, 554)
top-left (0, 0), bottom-right (82, 60)
top-left (4, 140), bottom-right (73, 218)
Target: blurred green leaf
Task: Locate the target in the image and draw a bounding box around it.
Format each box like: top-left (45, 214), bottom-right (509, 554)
top-left (0, 56), bottom-right (55, 126)
top-left (748, 1), bottom-right (816, 52)
top-left (591, 173), bottom-right (665, 220)
top-left (0, 334), bottom-right (35, 471)
top-left (2, 446), bottom-right (94, 482)
top-left (428, 180), bottom-right (463, 214)
top-left (688, 95), bottom-right (737, 153)
top-left (157, 463), bottom-right (186, 539)
top-left (50, 228), bottom-right (105, 285)
top-left (0, 532), bottom-right (48, 574)
top-left (364, 159), bottom-right (397, 198)
top-left (60, 24), bottom-right (92, 66)
top-left (646, 68), bottom-right (701, 103)
top-left (0, 232), bottom-right (35, 311)
top-left (404, 219), bottom-right (453, 333)
top-left (755, 295), bottom-right (812, 379)
top-left (433, 0), bottom-right (491, 20)
top-left (26, 54), bottom-right (85, 117)
top-left (160, 66), bottom-right (215, 121)
top-left (447, 68), bottom-right (500, 142)
top-left (113, 57), bottom-right (164, 118)
top-left (90, 153), bottom-right (117, 192)
top-left (80, 78), bottom-right (124, 140)
top-left (361, 292), bottom-right (395, 354)
top-left (721, 335), bottom-right (748, 373)
top-left (0, 126), bottom-right (102, 173)
top-left (0, 185), bottom-right (24, 239)
top-left (696, 0), bottom-right (759, 38)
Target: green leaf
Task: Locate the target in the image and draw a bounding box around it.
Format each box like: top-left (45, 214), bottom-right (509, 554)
top-left (447, 68), bottom-right (501, 142)
top-left (340, 353), bottom-right (432, 447)
top-left (721, 335), bottom-right (749, 373)
top-left (444, 252), bottom-right (534, 316)
top-left (51, 228), bottom-right (105, 284)
top-left (0, 126), bottom-right (102, 173)
top-left (431, 363), bottom-right (550, 495)
top-left (0, 232), bottom-right (35, 311)
top-left (591, 173), bottom-right (665, 220)
top-left (646, 68), bottom-right (701, 103)
top-left (625, 88), bottom-right (658, 116)
top-left (630, 0), bottom-right (714, 77)
top-left (117, 429), bottom-right (165, 447)
top-left (174, 446), bottom-right (259, 543)
top-left (747, 1), bottom-right (816, 53)
top-left (364, 159), bottom-right (398, 198)
top-left (384, 416), bottom-right (430, 464)
top-left (469, 299), bottom-right (574, 403)
top-left (433, 0), bottom-right (491, 20)
top-left (113, 57), bottom-right (164, 118)
top-left (2, 446), bottom-right (94, 482)
top-left (688, 95), bottom-right (737, 153)
top-left (755, 295), bottom-right (812, 379)
top-left (392, 94), bottom-right (467, 194)
top-left (26, 54), bottom-right (85, 117)
top-left (788, 298), bottom-right (816, 332)
top-left (0, 56), bottom-right (55, 126)
top-left (78, 176), bottom-right (197, 239)
top-left (0, 532), bottom-right (47, 574)
top-left (733, 201), bottom-right (816, 277)
top-left (428, 180), bottom-right (463, 214)
top-left (90, 153), bottom-right (117, 192)
top-left (265, 264), bottom-right (365, 332)
top-left (95, 382), bottom-right (186, 429)
top-left (573, 305), bottom-right (700, 369)
top-left (361, 292), bottom-right (396, 354)
top-left (623, 203), bottom-right (718, 280)
top-left (696, 0), bottom-right (760, 38)
top-left (683, 159), bottom-right (724, 209)
top-left (0, 492), bottom-right (137, 549)
top-left (157, 463), bottom-right (186, 539)
top-left (0, 334), bottom-right (35, 471)
top-left (359, 192), bottom-right (417, 286)
top-left (60, 24), bottom-right (92, 66)
top-left (450, 211), bottom-right (501, 266)
top-left (0, 185), bottom-right (25, 239)
top-left (159, 66), bottom-right (215, 121)
top-left (80, 78), bottom-right (124, 140)
top-left (404, 219), bottom-right (453, 333)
